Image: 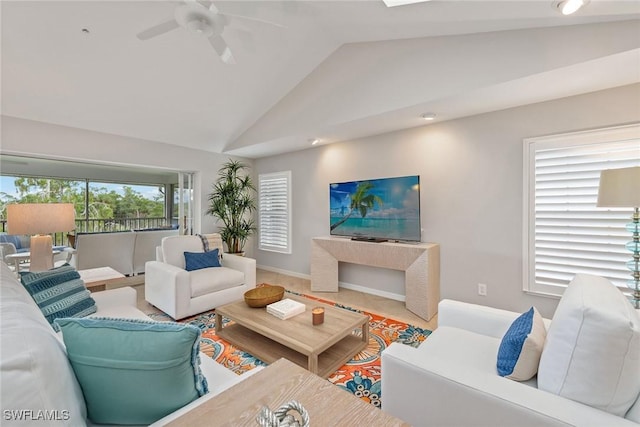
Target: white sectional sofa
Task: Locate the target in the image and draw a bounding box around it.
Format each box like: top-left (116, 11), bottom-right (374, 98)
top-left (0, 261), bottom-right (257, 426)
top-left (382, 282), bottom-right (640, 427)
top-left (71, 229), bottom-right (178, 276)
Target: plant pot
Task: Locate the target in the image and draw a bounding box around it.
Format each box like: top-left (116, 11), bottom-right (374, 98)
top-left (226, 251), bottom-right (245, 257)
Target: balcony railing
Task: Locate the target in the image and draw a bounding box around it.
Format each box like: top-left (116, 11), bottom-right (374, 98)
top-left (1, 217), bottom-right (173, 246)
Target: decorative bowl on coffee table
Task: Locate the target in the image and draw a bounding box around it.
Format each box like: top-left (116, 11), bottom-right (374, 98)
top-left (244, 285), bottom-right (285, 308)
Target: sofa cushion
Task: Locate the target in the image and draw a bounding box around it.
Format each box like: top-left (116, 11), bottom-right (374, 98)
top-left (0, 233), bottom-right (22, 249)
top-left (20, 264), bottom-right (97, 331)
top-left (0, 262), bottom-right (87, 426)
top-left (627, 394), bottom-right (640, 423)
top-left (133, 228), bottom-right (179, 274)
top-left (56, 317), bottom-right (209, 425)
top-left (184, 249), bottom-right (221, 271)
top-left (497, 307), bottom-right (546, 381)
top-left (74, 231), bottom-right (137, 275)
top-left (538, 274), bottom-right (640, 416)
top-left (190, 267), bottom-right (245, 298)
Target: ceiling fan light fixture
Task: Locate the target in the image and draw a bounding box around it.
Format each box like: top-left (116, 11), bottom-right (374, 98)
top-left (187, 18), bottom-right (214, 37)
top-left (553, 0), bottom-right (589, 15)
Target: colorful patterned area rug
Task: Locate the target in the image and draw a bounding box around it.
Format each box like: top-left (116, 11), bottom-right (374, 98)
top-left (148, 288), bottom-right (432, 408)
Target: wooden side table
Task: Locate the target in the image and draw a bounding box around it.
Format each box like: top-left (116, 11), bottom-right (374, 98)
top-left (166, 358), bottom-right (409, 426)
top-left (78, 267), bottom-right (125, 292)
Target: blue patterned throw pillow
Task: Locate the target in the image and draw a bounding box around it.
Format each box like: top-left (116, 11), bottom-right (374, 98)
top-left (184, 249), bottom-right (221, 271)
top-left (497, 307), bottom-right (546, 381)
top-left (55, 317), bottom-right (208, 425)
top-left (20, 264), bottom-right (96, 331)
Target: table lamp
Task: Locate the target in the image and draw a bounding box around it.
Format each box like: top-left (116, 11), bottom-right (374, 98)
top-left (7, 203), bottom-right (75, 272)
top-left (597, 166), bottom-right (640, 308)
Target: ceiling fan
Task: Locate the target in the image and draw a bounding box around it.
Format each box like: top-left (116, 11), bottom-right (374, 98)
top-left (136, 0), bottom-right (283, 65)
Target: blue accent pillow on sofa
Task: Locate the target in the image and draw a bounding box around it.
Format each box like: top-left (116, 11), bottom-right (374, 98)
top-left (55, 317), bottom-right (209, 425)
top-left (20, 264), bottom-right (96, 331)
top-left (184, 249), bottom-right (221, 271)
top-left (497, 307), bottom-right (546, 381)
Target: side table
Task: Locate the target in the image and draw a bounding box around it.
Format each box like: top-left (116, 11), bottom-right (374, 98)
top-left (5, 250), bottom-right (61, 273)
top-left (78, 267), bottom-right (125, 292)
top-left (165, 358), bottom-right (409, 426)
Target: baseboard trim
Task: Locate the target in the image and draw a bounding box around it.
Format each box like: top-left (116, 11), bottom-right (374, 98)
top-left (257, 264), bottom-right (310, 280)
top-left (339, 282), bottom-right (405, 302)
top-left (257, 264), bottom-right (406, 302)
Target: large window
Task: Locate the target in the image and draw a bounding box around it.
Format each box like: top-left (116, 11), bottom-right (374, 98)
top-left (259, 171), bottom-right (292, 254)
top-left (1, 176), bottom-right (168, 234)
top-left (523, 124), bottom-right (640, 297)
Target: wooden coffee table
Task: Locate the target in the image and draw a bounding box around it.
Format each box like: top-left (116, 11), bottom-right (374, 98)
top-left (215, 293), bottom-right (369, 378)
top-left (166, 358), bottom-right (409, 426)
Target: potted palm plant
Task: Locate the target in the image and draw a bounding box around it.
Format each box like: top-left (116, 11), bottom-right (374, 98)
top-left (206, 159), bottom-right (256, 254)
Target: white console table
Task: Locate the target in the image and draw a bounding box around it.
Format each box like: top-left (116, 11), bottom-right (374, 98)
top-left (311, 236), bottom-right (440, 321)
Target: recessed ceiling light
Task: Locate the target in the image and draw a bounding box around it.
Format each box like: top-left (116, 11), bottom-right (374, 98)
top-left (81, 28), bottom-right (91, 35)
top-left (553, 0), bottom-right (589, 15)
top-left (310, 138), bottom-right (320, 145)
top-left (421, 113), bottom-right (436, 121)
top-left (383, 0), bottom-right (432, 7)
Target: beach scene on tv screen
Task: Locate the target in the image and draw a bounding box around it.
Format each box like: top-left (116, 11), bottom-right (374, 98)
top-left (330, 175), bottom-right (420, 241)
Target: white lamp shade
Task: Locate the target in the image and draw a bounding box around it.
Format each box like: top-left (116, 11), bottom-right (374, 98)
top-left (597, 166), bottom-right (640, 208)
top-left (7, 203), bottom-right (76, 235)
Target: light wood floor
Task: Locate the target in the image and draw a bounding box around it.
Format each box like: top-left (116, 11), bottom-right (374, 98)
top-left (121, 269), bottom-right (437, 330)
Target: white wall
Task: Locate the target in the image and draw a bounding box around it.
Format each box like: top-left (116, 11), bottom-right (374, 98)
top-left (0, 116), bottom-right (255, 256)
top-left (254, 84), bottom-right (640, 318)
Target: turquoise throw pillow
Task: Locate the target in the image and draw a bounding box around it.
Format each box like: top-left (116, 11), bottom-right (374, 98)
top-left (20, 264), bottom-right (96, 331)
top-left (497, 307), bottom-right (546, 381)
top-left (184, 249), bottom-right (221, 271)
top-left (55, 317), bottom-right (209, 425)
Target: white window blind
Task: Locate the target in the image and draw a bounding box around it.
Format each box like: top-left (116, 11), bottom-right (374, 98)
top-left (524, 124), bottom-right (640, 296)
top-left (259, 171), bottom-right (292, 254)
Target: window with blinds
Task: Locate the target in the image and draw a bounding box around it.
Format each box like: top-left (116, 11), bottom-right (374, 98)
top-left (523, 124), bottom-right (640, 296)
top-left (258, 171), bottom-right (292, 254)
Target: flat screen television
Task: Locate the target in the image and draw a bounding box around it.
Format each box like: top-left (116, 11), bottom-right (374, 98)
top-left (329, 175), bottom-right (421, 242)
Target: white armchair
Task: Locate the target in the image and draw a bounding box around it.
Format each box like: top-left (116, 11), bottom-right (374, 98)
top-left (145, 234), bottom-right (256, 320)
top-left (382, 293), bottom-right (640, 427)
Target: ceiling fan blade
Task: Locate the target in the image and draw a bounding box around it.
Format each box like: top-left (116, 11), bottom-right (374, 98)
top-left (228, 27), bottom-right (255, 53)
top-left (208, 35), bottom-right (236, 64)
top-left (137, 20), bottom-right (180, 40)
top-left (205, 0), bottom-right (219, 14)
top-left (220, 12), bottom-right (285, 28)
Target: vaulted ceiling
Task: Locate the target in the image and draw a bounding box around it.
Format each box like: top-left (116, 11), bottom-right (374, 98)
top-left (2, 1), bottom-right (639, 158)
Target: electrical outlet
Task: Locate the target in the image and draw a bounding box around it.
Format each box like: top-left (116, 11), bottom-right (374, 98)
top-left (478, 283), bottom-right (487, 296)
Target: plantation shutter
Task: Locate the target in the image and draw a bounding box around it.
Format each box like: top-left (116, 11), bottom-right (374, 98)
top-left (259, 171), bottom-right (292, 254)
top-left (525, 126), bottom-right (640, 295)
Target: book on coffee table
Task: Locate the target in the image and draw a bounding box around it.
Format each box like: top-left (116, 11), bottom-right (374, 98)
top-left (266, 298), bottom-right (306, 320)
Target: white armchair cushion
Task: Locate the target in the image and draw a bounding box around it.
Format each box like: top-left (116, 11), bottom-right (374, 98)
top-left (161, 235), bottom-right (203, 269)
top-left (190, 267), bottom-right (245, 298)
top-left (538, 274), bottom-right (640, 416)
